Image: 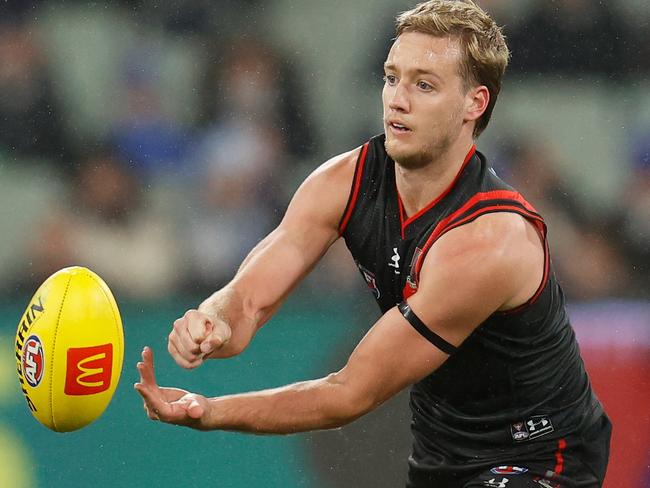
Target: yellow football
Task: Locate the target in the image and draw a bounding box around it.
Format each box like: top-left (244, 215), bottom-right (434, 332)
top-left (15, 266), bottom-right (124, 432)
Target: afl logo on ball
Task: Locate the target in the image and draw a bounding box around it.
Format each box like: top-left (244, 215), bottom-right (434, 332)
top-left (22, 335), bottom-right (45, 387)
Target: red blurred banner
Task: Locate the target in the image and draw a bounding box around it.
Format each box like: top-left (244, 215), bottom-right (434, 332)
top-left (571, 302), bottom-right (650, 488)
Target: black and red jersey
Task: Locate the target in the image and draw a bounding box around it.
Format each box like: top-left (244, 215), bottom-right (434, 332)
top-left (339, 134), bottom-right (606, 485)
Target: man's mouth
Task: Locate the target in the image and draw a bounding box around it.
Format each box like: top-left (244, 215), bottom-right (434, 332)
top-left (388, 121), bottom-right (411, 134)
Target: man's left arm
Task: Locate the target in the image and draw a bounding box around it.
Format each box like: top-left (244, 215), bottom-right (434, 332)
top-left (135, 212), bottom-right (544, 432)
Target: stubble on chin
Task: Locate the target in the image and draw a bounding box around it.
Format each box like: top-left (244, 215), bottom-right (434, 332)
top-left (385, 135), bottom-right (450, 170)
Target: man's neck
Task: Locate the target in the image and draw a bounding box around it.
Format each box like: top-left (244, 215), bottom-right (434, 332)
top-left (395, 138), bottom-right (475, 219)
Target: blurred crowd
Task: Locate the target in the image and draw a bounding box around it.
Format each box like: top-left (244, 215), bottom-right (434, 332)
top-left (0, 0), bottom-right (648, 302)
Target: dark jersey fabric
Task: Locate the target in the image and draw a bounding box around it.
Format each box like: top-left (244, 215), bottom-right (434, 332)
top-left (339, 134), bottom-right (607, 485)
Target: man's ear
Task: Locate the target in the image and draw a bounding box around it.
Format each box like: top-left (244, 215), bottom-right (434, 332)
top-left (464, 85), bottom-right (490, 123)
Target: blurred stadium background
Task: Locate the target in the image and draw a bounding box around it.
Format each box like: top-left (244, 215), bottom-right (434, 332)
top-left (0, 0), bottom-right (648, 486)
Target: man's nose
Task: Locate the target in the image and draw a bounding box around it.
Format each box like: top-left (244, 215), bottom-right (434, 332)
top-left (388, 83), bottom-right (410, 112)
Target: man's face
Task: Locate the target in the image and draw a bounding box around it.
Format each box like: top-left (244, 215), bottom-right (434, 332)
top-left (382, 32), bottom-right (469, 168)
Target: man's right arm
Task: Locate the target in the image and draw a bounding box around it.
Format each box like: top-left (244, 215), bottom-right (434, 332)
top-left (167, 147), bottom-right (361, 369)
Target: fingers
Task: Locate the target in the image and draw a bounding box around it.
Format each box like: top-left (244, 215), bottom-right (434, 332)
top-left (142, 401), bottom-right (159, 421)
top-left (134, 347), bottom-right (208, 426)
top-left (168, 339), bottom-right (202, 370)
top-left (134, 348), bottom-right (168, 421)
top-left (199, 320), bottom-right (232, 356)
top-left (168, 309), bottom-right (232, 367)
top-left (168, 313), bottom-right (205, 368)
top-left (135, 383), bottom-right (170, 422)
top-left (187, 312), bottom-right (212, 343)
top-left (138, 346), bottom-right (158, 387)
top-left (174, 317), bottom-right (202, 355)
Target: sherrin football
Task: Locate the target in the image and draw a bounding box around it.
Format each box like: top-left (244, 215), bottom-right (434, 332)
top-left (15, 266), bottom-right (124, 432)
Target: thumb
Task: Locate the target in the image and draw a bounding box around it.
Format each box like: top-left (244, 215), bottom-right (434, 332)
top-left (186, 398), bottom-right (204, 419)
top-left (200, 321), bottom-right (232, 354)
top-left (200, 340), bottom-right (215, 354)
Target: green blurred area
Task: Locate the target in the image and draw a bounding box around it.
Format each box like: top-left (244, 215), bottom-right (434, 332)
top-left (0, 294), bottom-right (371, 488)
top-left (2, 297), bottom-right (650, 488)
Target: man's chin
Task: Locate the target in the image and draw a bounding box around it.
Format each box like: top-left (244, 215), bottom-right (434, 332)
top-left (385, 139), bottom-right (427, 169)
top-left (384, 137), bottom-right (409, 160)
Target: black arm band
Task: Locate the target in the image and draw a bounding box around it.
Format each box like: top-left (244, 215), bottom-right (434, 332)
top-left (397, 301), bottom-right (458, 355)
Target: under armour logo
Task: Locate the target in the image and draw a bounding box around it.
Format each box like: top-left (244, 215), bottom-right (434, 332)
top-left (389, 247), bottom-right (401, 274)
top-left (511, 415), bottom-right (554, 442)
top-left (484, 478), bottom-right (509, 488)
top-left (527, 417), bottom-right (550, 432)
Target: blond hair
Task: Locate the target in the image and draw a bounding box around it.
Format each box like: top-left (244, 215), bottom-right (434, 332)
top-left (396, 0), bottom-right (509, 137)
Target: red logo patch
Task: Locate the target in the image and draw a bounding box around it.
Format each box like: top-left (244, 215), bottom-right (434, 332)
top-left (491, 466), bottom-right (528, 475)
top-left (64, 344), bottom-right (113, 395)
top-left (22, 335), bottom-right (45, 387)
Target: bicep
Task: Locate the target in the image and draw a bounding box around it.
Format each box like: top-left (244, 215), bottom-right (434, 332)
top-left (231, 149), bottom-right (359, 316)
top-left (333, 307), bottom-right (448, 413)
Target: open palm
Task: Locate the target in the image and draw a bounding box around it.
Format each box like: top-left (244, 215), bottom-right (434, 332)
top-left (135, 347), bottom-right (211, 429)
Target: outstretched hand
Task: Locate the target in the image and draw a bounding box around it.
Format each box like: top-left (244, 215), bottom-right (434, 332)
top-left (134, 347), bottom-right (211, 429)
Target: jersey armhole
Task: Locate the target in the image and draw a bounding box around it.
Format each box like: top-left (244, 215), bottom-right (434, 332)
top-left (497, 217), bottom-right (550, 315)
top-left (442, 209), bottom-right (550, 315)
top-left (338, 142), bottom-right (370, 236)
top-left (407, 191), bottom-right (550, 313)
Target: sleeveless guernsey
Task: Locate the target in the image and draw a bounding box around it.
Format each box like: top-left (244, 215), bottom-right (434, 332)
top-left (339, 134), bottom-right (605, 484)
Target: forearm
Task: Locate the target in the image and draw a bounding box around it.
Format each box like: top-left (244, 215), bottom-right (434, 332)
top-left (199, 230), bottom-right (327, 358)
top-left (201, 374), bottom-right (370, 434)
top-left (231, 227), bottom-right (324, 321)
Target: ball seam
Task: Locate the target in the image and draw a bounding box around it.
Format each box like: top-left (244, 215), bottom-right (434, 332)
top-left (89, 270), bottom-right (123, 420)
top-left (49, 273), bottom-right (72, 432)
top-left (89, 271), bottom-right (122, 354)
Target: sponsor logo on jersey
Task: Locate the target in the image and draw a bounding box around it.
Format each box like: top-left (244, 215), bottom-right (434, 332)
top-left (21, 335), bottom-right (45, 388)
top-left (357, 263), bottom-right (380, 299)
top-left (490, 466), bottom-right (528, 475)
top-left (511, 421), bottom-right (529, 441)
top-left (403, 247), bottom-right (422, 299)
top-left (406, 247), bottom-right (422, 288)
top-left (534, 479), bottom-right (559, 488)
top-left (484, 478), bottom-right (509, 488)
top-left (511, 415), bottom-right (554, 442)
top-left (65, 344), bottom-right (113, 395)
top-left (527, 415), bottom-right (554, 439)
top-left (388, 247), bottom-right (401, 274)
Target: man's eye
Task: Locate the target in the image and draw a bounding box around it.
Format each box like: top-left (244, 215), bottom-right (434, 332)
top-left (383, 75), bottom-right (397, 85)
top-left (417, 81), bottom-right (433, 91)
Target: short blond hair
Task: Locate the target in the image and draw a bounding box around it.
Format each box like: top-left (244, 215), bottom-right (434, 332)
top-left (396, 0), bottom-right (509, 137)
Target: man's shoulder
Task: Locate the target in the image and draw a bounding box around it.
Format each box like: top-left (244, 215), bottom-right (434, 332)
top-left (312, 145), bottom-right (362, 182)
top-left (433, 212), bottom-right (533, 262)
top-left (421, 211), bottom-right (545, 310)
top-left (317, 133), bottom-right (387, 174)
top-left (283, 144), bottom-right (366, 232)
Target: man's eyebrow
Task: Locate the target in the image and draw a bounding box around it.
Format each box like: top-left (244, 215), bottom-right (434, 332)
top-left (383, 63), bottom-right (443, 82)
